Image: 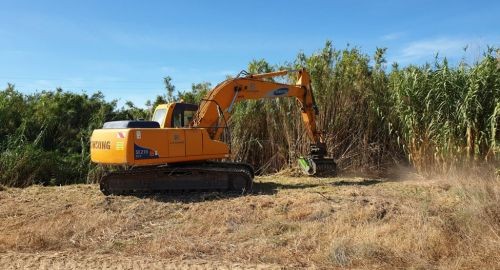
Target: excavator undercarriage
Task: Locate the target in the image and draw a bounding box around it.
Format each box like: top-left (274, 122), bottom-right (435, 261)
top-left (100, 162), bottom-right (254, 195)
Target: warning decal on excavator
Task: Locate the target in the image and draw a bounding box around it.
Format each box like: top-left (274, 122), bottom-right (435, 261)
top-left (134, 144), bottom-right (159, 159)
top-left (116, 141), bottom-right (124, 150)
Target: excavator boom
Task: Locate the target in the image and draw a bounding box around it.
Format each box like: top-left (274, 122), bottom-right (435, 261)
top-left (193, 69), bottom-right (321, 143)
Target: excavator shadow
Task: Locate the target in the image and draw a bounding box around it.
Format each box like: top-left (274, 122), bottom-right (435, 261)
top-left (134, 179), bottom-right (387, 203)
top-left (331, 179), bottom-right (385, 186)
top-left (135, 192), bottom-right (244, 203)
top-left (252, 181), bottom-right (320, 194)
top-left (253, 178), bottom-right (386, 192)
top-left (130, 181), bottom-right (323, 203)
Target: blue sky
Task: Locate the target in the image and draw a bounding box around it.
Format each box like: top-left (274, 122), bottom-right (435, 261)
top-left (1, 0), bottom-right (498, 107)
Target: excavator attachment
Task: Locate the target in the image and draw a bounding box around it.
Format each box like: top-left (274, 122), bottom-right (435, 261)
top-left (298, 143), bottom-right (337, 176)
top-left (298, 157), bottom-right (316, 175)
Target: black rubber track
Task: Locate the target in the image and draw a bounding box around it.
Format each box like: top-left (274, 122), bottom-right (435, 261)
top-left (100, 161), bottom-right (254, 196)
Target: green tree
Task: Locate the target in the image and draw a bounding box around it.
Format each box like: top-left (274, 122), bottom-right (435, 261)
top-left (178, 82), bottom-right (211, 104)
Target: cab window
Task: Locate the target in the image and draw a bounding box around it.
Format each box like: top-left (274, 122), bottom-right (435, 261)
top-left (184, 110), bottom-right (195, 127)
top-left (152, 109), bottom-right (167, 125)
top-left (171, 103), bottom-right (199, 128)
top-left (173, 112), bottom-right (182, 127)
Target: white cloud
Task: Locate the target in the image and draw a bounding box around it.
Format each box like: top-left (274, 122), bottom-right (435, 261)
top-left (381, 32), bottom-right (405, 41)
top-left (402, 38), bottom-right (465, 59)
top-left (389, 37), bottom-right (497, 64)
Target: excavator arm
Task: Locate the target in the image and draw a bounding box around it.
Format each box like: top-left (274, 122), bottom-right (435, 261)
top-left (193, 68), bottom-right (335, 175)
top-left (194, 69), bottom-right (320, 142)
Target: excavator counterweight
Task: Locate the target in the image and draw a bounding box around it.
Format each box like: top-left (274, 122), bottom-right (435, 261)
top-left (90, 68), bottom-right (336, 195)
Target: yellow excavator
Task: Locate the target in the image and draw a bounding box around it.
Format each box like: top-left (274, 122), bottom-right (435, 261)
top-left (90, 68), bottom-right (336, 195)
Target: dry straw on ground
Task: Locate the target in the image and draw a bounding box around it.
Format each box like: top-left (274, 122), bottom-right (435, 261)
top-left (0, 169), bottom-right (498, 269)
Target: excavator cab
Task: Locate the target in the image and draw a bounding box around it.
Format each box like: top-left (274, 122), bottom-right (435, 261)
top-left (152, 103), bottom-right (198, 128)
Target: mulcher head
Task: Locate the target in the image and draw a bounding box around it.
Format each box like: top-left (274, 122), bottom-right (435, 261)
top-left (298, 143), bottom-right (337, 176)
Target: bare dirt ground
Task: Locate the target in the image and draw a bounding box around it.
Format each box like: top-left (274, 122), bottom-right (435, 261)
top-left (0, 172), bottom-right (498, 269)
top-left (0, 251), bottom-right (278, 269)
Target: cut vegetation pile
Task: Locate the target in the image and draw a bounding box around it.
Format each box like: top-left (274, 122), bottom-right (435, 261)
top-left (0, 171), bottom-right (498, 269)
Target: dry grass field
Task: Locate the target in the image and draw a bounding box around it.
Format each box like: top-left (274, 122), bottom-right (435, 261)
top-left (0, 169), bottom-right (498, 269)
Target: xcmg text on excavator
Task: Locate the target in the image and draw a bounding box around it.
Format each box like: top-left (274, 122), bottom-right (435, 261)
top-left (90, 68), bottom-right (336, 195)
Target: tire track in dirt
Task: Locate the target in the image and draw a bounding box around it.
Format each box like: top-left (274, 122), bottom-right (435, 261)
top-left (0, 251), bottom-right (281, 270)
